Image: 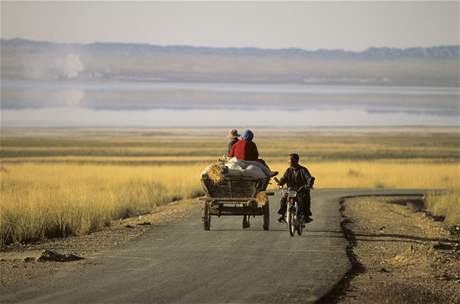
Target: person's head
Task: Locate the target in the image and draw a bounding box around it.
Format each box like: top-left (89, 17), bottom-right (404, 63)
top-left (241, 130), bottom-right (254, 141)
top-left (288, 153), bottom-right (300, 167)
top-left (227, 129), bottom-right (240, 139)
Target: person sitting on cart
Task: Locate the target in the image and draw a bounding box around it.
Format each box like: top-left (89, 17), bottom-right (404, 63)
top-left (227, 129), bottom-right (278, 177)
top-left (226, 129), bottom-right (240, 154)
top-left (276, 153), bottom-right (315, 224)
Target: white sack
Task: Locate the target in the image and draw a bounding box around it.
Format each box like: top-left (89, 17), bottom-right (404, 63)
top-left (241, 164), bottom-right (267, 179)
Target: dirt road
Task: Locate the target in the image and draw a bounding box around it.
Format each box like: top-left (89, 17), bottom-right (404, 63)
top-left (0, 189), bottom-right (425, 304)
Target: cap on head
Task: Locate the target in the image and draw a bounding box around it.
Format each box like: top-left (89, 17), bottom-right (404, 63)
top-left (227, 129), bottom-right (240, 139)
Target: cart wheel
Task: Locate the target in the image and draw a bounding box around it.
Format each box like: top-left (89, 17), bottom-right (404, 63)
top-left (203, 202), bottom-right (211, 231)
top-left (263, 201), bottom-right (270, 231)
top-left (242, 215), bottom-right (250, 228)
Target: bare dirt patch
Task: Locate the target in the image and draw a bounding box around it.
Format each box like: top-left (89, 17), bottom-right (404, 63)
top-left (334, 196), bottom-right (460, 304)
top-left (0, 199), bottom-right (199, 287)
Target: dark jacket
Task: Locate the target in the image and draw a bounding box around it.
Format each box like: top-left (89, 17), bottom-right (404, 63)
top-left (227, 138), bottom-right (239, 154)
top-left (278, 164), bottom-right (313, 191)
top-left (228, 139), bottom-right (259, 161)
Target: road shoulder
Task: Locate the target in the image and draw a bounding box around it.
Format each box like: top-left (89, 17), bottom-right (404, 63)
top-left (0, 199), bottom-right (200, 287)
top-left (326, 196), bottom-right (460, 304)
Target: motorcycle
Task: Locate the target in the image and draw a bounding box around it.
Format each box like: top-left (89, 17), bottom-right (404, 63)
top-left (284, 185), bottom-right (307, 236)
top-left (274, 176), bottom-right (314, 237)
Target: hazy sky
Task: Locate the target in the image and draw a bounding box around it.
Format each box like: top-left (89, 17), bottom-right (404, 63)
top-left (1, 1), bottom-right (459, 51)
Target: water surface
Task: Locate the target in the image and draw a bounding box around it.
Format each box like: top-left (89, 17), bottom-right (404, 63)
top-left (2, 81), bottom-right (458, 127)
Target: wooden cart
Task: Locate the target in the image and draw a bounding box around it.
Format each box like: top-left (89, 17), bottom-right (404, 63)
top-left (199, 176), bottom-right (274, 231)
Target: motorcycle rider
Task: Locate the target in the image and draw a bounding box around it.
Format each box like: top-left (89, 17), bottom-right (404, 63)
top-left (276, 153), bottom-right (314, 224)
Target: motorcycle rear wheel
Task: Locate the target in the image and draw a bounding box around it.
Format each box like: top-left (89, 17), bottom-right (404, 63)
top-left (297, 225), bottom-right (302, 235)
top-left (288, 211), bottom-right (295, 237)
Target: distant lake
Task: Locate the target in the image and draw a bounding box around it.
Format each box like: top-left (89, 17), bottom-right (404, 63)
top-left (2, 80), bottom-right (459, 127)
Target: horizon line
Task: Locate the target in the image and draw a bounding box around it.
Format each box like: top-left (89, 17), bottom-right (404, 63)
top-left (2, 36), bottom-right (459, 54)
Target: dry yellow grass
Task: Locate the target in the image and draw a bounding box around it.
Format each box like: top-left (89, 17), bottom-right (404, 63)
top-left (271, 161), bottom-right (460, 225)
top-left (425, 189), bottom-right (460, 225)
top-left (206, 164), bottom-right (225, 184)
top-left (0, 164), bottom-right (204, 245)
top-left (1, 160), bottom-right (458, 245)
top-left (269, 160), bottom-right (459, 189)
top-left (1, 156), bottom-right (216, 163)
top-left (1, 128), bottom-right (458, 245)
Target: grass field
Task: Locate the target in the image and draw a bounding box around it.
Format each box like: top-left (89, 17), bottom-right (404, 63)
top-left (426, 189), bottom-right (460, 225)
top-left (1, 127), bottom-right (459, 245)
top-left (0, 163), bottom-right (203, 245)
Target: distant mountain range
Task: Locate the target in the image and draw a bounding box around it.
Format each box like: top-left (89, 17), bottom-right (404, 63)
top-left (2, 37), bottom-right (459, 59)
top-left (1, 38), bottom-right (459, 86)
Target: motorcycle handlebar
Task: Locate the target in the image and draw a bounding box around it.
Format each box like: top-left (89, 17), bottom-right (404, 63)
top-left (278, 185), bottom-right (310, 191)
top-left (273, 177), bottom-right (314, 190)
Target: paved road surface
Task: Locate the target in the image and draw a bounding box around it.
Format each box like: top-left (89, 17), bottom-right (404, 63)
top-left (0, 189), bottom-right (424, 304)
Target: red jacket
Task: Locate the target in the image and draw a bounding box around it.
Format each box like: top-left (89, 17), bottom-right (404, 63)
top-left (228, 140), bottom-right (259, 161)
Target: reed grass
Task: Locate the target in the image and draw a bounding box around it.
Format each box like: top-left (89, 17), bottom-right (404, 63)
top-left (425, 189), bottom-right (460, 225)
top-left (0, 164), bottom-right (203, 245)
top-left (1, 128), bottom-right (458, 245)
